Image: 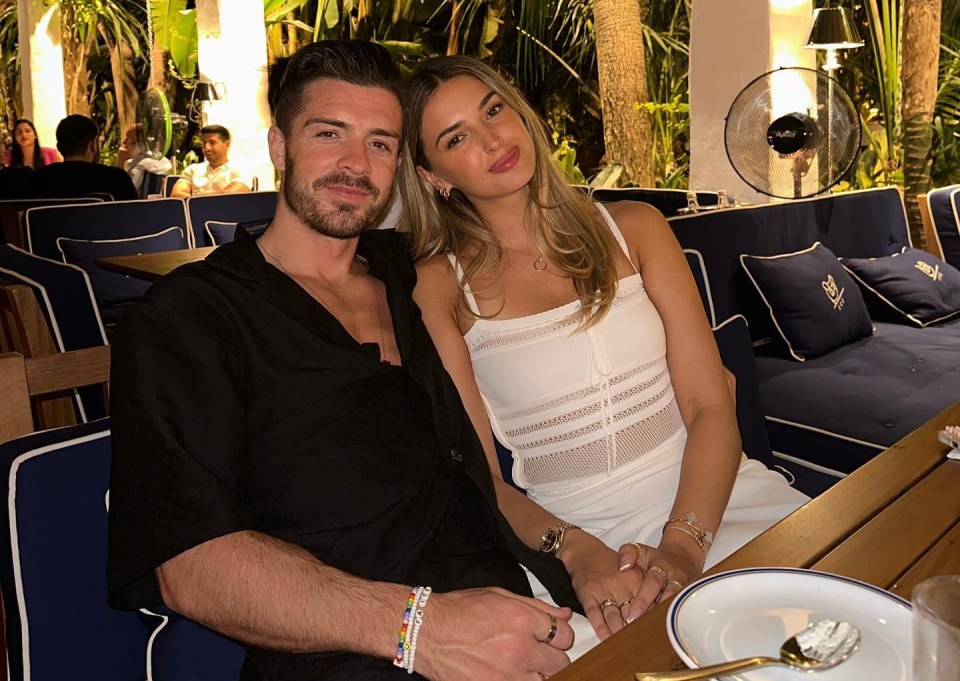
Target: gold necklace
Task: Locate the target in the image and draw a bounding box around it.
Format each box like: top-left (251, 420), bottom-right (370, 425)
top-left (502, 243), bottom-right (547, 272)
top-left (257, 240), bottom-right (390, 364)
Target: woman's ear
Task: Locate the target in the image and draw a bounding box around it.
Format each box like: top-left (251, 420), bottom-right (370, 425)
top-left (416, 165), bottom-right (451, 194)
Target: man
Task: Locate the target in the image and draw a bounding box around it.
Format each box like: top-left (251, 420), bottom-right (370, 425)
top-left (108, 41), bottom-right (592, 680)
top-left (23, 115), bottom-right (138, 200)
top-left (115, 123), bottom-right (173, 196)
top-left (171, 124), bottom-right (250, 197)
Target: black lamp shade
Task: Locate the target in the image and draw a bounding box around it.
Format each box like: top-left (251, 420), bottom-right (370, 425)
top-left (804, 6), bottom-right (864, 50)
top-left (194, 82), bottom-right (221, 102)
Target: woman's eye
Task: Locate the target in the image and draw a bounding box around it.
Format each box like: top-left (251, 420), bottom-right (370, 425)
top-left (446, 133), bottom-right (465, 149)
top-left (487, 103), bottom-right (502, 118)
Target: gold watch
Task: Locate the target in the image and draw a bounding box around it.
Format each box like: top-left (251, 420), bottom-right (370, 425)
top-left (539, 521), bottom-right (581, 554)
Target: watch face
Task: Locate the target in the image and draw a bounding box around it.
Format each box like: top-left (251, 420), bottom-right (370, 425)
top-left (540, 529), bottom-right (560, 553)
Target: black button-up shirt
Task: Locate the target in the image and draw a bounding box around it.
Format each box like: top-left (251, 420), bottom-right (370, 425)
top-left (108, 229), bottom-right (577, 680)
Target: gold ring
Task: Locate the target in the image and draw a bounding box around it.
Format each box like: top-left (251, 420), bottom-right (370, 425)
top-left (619, 597), bottom-right (633, 608)
top-left (544, 615), bottom-right (558, 644)
top-left (599, 598), bottom-right (618, 610)
top-left (667, 579), bottom-right (684, 591)
top-left (647, 566), bottom-right (667, 580)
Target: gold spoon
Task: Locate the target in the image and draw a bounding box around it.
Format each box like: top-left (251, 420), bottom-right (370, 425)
top-left (635, 619), bottom-right (860, 681)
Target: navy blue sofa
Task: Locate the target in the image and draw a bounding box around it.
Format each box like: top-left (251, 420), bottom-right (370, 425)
top-left (662, 187), bottom-right (960, 494)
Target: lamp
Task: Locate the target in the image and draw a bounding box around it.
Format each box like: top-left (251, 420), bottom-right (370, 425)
top-left (803, 4), bottom-right (864, 71)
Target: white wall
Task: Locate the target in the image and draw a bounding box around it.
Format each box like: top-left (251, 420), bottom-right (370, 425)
top-left (689, 0), bottom-right (815, 203)
top-left (196, 0), bottom-right (274, 190)
top-left (16, 0), bottom-right (67, 148)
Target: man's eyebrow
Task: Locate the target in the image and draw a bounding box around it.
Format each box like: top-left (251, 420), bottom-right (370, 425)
top-left (303, 117), bottom-right (347, 129)
top-left (370, 128), bottom-right (401, 141)
top-left (434, 90), bottom-right (497, 149)
top-left (304, 118), bottom-right (399, 141)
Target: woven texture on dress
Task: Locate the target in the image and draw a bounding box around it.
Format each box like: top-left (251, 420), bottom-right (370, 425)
top-left (496, 359), bottom-right (684, 489)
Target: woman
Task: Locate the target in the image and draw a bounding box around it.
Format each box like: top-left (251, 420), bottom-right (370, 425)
top-left (4, 119), bottom-right (62, 169)
top-left (400, 56), bottom-right (808, 642)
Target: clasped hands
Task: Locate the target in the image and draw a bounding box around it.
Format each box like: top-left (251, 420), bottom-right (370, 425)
top-left (558, 531), bottom-right (705, 640)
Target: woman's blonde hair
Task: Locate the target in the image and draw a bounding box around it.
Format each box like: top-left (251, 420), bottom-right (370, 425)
top-left (398, 56), bottom-right (619, 328)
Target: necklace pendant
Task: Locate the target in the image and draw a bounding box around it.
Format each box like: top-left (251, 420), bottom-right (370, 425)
top-left (533, 255), bottom-right (547, 272)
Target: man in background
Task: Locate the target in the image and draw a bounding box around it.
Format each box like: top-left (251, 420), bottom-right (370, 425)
top-left (171, 125), bottom-right (250, 197)
top-left (24, 114), bottom-right (138, 201)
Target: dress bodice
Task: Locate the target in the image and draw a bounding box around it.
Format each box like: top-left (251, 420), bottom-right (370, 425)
top-left (451, 205), bottom-right (686, 496)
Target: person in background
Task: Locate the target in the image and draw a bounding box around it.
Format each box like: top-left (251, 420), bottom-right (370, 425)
top-left (116, 123), bottom-right (173, 196)
top-left (171, 124), bottom-right (250, 197)
top-left (3, 118), bottom-right (62, 169)
top-left (23, 114), bottom-right (138, 201)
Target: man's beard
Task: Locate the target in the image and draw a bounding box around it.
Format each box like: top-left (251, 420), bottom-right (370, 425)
top-left (282, 154), bottom-right (386, 240)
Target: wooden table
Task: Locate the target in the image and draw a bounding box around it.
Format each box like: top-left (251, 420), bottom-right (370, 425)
top-left (95, 247), bottom-right (215, 281)
top-left (554, 401), bottom-right (960, 680)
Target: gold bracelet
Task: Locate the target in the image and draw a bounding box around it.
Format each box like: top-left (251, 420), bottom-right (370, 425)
top-left (663, 512), bottom-right (714, 551)
top-left (663, 524), bottom-right (712, 551)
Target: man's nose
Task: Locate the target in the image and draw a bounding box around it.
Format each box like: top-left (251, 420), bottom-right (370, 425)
top-left (336, 139), bottom-right (371, 174)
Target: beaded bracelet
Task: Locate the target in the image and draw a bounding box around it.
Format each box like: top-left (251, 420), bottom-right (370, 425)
top-left (404, 586), bottom-right (432, 675)
top-left (393, 585), bottom-right (432, 673)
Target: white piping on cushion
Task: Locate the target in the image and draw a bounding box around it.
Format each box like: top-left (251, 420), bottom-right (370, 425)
top-left (765, 415), bottom-right (886, 450)
top-left (771, 450), bottom-right (847, 478)
top-left (140, 607), bottom-right (170, 681)
top-left (683, 248), bottom-right (716, 327)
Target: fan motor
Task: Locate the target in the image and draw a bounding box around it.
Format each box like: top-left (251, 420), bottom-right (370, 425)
top-left (766, 113), bottom-right (819, 155)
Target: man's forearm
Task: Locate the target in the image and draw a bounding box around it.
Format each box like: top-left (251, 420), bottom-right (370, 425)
top-left (157, 530), bottom-right (406, 657)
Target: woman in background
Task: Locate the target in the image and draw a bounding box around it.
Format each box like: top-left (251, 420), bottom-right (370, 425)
top-left (4, 119), bottom-right (62, 169)
top-left (400, 56), bottom-right (808, 643)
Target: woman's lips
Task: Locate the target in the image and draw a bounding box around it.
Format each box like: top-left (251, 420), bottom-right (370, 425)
top-left (489, 147), bottom-right (520, 173)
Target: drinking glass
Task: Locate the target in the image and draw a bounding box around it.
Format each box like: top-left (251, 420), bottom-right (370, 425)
top-left (913, 575), bottom-right (960, 681)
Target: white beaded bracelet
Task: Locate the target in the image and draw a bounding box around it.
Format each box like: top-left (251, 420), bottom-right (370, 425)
top-left (404, 586), bottom-right (432, 675)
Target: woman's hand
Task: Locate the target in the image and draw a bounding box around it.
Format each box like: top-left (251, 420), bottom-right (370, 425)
top-left (616, 535), bottom-right (706, 623)
top-left (556, 530), bottom-right (645, 640)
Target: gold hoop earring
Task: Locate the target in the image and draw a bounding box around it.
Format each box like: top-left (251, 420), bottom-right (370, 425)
top-left (438, 186), bottom-right (450, 200)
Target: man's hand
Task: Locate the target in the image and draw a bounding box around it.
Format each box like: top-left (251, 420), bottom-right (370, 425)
top-left (556, 530), bottom-right (644, 640)
top-left (415, 587), bottom-right (574, 681)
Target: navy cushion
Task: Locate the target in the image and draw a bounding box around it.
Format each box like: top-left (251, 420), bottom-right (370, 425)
top-left (56, 226), bottom-right (185, 320)
top-left (0, 420), bottom-right (150, 680)
top-left (756, 318), bottom-right (960, 475)
top-left (140, 606), bottom-right (246, 681)
top-left (740, 242), bottom-right (873, 361)
top-left (712, 315), bottom-right (773, 466)
top-left (842, 248), bottom-right (960, 327)
top-left (205, 220), bottom-right (238, 245)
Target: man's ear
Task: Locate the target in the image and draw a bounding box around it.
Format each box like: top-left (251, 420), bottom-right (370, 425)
top-left (268, 126), bottom-right (286, 172)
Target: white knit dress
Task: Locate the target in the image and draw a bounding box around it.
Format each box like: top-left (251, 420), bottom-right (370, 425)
top-left (450, 205), bottom-right (808, 658)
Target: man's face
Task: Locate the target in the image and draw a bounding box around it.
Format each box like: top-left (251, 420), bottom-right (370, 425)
top-left (201, 133), bottom-right (230, 166)
top-left (269, 79), bottom-right (401, 240)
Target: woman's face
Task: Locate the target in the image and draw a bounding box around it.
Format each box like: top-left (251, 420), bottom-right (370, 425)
top-left (14, 123), bottom-right (36, 147)
top-left (416, 75), bottom-right (536, 203)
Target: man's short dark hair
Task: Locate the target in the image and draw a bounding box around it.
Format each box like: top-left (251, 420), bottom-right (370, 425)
top-left (56, 115), bottom-right (99, 156)
top-left (200, 125), bottom-right (230, 142)
top-left (269, 40), bottom-right (402, 135)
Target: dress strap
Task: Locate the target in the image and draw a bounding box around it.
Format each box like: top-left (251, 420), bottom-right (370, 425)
top-left (594, 202), bottom-right (639, 275)
top-left (445, 253), bottom-right (482, 316)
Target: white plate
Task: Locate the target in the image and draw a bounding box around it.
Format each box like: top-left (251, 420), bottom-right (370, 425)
top-left (667, 567), bottom-right (912, 681)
